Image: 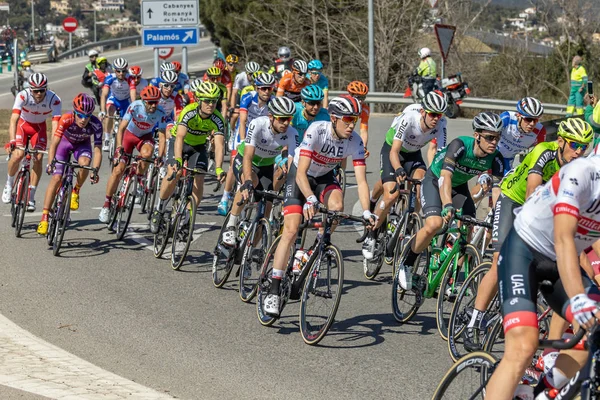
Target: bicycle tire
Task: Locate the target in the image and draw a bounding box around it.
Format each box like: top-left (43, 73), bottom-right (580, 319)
top-left (116, 177), bottom-right (137, 240)
top-left (437, 244), bottom-right (481, 341)
top-left (53, 186), bottom-right (72, 257)
top-left (140, 165), bottom-right (152, 215)
top-left (300, 244), bottom-right (344, 345)
top-left (337, 168), bottom-right (346, 197)
top-left (447, 262), bottom-right (492, 362)
top-left (212, 212), bottom-right (236, 288)
top-left (431, 351), bottom-right (497, 400)
top-left (10, 171), bottom-right (21, 228)
top-left (363, 224), bottom-right (386, 280)
top-left (391, 233), bottom-right (429, 324)
top-left (392, 212), bottom-right (423, 276)
top-left (171, 195), bottom-right (197, 270)
top-left (239, 218), bottom-right (272, 303)
top-left (108, 134), bottom-right (116, 171)
top-left (147, 169), bottom-right (160, 221)
top-left (15, 170), bottom-right (29, 238)
top-left (153, 210), bottom-right (171, 259)
top-left (46, 195), bottom-right (59, 246)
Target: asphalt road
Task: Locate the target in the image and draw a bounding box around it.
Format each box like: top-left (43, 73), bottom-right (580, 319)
top-left (0, 108), bottom-right (480, 398)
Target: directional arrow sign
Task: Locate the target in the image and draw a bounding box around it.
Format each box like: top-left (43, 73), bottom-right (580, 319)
top-left (142, 27), bottom-right (199, 47)
top-left (141, 0), bottom-right (199, 27)
top-left (147, 8), bottom-right (153, 19)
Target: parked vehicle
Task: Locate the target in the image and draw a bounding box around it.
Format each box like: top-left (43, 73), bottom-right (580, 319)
top-left (440, 73), bottom-right (470, 119)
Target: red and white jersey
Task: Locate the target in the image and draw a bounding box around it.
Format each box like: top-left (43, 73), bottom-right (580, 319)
top-left (293, 120), bottom-right (365, 178)
top-left (12, 89), bottom-right (62, 124)
top-left (134, 78), bottom-right (149, 98)
top-left (514, 156), bottom-right (600, 260)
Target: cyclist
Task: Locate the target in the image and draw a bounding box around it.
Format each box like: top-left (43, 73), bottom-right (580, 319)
top-left (91, 57), bottom-right (110, 106)
top-left (362, 91), bottom-right (448, 260)
top-left (18, 60), bottom-right (34, 89)
top-left (416, 47), bottom-right (437, 97)
top-left (262, 95), bottom-right (377, 316)
top-left (98, 86), bottom-right (169, 223)
top-left (221, 97), bottom-right (298, 246)
top-left (307, 60), bottom-right (329, 106)
top-left (346, 81), bottom-right (370, 153)
top-left (229, 61), bottom-right (261, 131)
top-left (81, 49), bottom-right (99, 89)
top-left (157, 70), bottom-right (185, 120)
top-left (218, 72), bottom-right (276, 216)
top-left (203, 66), bottom-right (229, 117)
top-left (2, 73), bottom-right (62, 212)
top-left (37, 93), bottom-right (102, 235)
top-left (484, 152), bottom-right (600, 400)
top-left (270, 46), bottom-right (294, 79)
top-left (224, 54), bottom-right (240, 82)
top-left (99, 58), bottom-right (134, 152)
top-left (171, 61), bottom-right (190, 93)
top-left (149, 81), bottom-right (227, 234)
top-left (291, 84), bottom-right (330, 141)
top-left (463, 118), bottom-right (592, 352)
top-left (129, 66), bottom-right (148, 100)
top-left (276, 60), bottom-right (309, 102)
top-left (396, 112), bottom-right (505, 291)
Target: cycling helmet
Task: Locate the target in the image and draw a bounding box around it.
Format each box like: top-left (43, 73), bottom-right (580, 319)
top-left (422, 90), bottom-right (448, 114)
top-left (301, 85), bottom-right (324, 102)
top-left (195, 81), bottom-right (221, 100)
top-left (328, 95), bottom-right (361, 117)
top-left (292, 59), bottom-right (308, 74)
top-left (172, 61), bottom-right (182, 73)
top-left (140, 86), bottom-right (161, 101)
top-left (21, 60), bottom-right (31, 67)
top-left (113, 57), bottom-right (128, 70)
top-left (96, 57), bottom-right (107, 65)
top-left (473, 112), bottom-right (503, 133)
top-left (278, 46), bottom-right (291, 59)
top-left (516, 97), bottom-right (544, 118)
top-left (226, 54), bottom-right (239, 64)
top-left (254, 72), bottom-right (276, 87)
top-left (557, 118), bottom-right (593, 144)
top-left (28, 73), bottom-right (47, 89)
top-left (161, 70), bottom-right (178, 84)
top-left (347, 81), bottom-right (369, 96)
top-left (88, 49), bottom-right (99, 57)
top-left (128, 66), bottom-right (142, 77)
top-left (189, 78), bottom-right (202, 93)
top-left (160, 62), bottom-right (175, 72)
top-left (213, 58), bottom-right (226, 70)
top-left (73, 93), bottom-right (95, 115)
top-left (307, 59), bottom-right (323, 71)
top-left (245, 61), bottom-right (261, 74)
top-left (418, 47), bottom-right (431, 59)
top-left (206, 66), bottom-right (222, 77)
top-left (268, 97), bottom-right (296, 117)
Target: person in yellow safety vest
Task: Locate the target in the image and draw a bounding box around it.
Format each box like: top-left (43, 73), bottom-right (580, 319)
top-left (416, 47), bottom-right (437, 97)
top-left (567, 55), bottom-right (588, 116)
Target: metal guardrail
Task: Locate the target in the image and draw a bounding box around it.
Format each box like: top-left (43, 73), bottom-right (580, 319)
top-left (329, 90), bottom-right (567, 116)
top-left (57, 35), bottom-right (140, 60)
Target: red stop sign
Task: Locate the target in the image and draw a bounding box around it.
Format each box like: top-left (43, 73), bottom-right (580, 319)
top-left (63, 17), bottom-right (78, 33)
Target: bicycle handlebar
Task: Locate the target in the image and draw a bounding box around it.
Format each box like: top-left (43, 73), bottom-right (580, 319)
top-left (236, 189), bottom-right (284, 206)
top-left (390, 177), bottom-right (422, 195)
top-left (539, 328), bottom-right (586, 350)
top-left (456, 214), bottom-right (493, 230)
top-left (52, 159), bottom-right (97, 171)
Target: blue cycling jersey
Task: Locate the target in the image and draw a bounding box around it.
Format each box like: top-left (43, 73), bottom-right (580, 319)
top-left (292, 102), bottom-right (330, 143)
top-left (307, 73), bottom-right (329, 91)
top-left (122, 100), bottom-right (170, 137)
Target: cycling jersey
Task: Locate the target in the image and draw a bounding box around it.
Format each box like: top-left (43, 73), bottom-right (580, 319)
top-left (12, 89), bottom-right (62, 124)
top-left (498, 111), bottom-right (546, 159)
top-left (270, 58), bottom-right (293, 79)
top-left (201, 70), bottom-right (233, 88)
top-left (237, 116), bottom-right (298, 166)
top-left (360, 102), bottom-right (370, 129)
top-left (177, 72), bottom-right (190, 92)
top-left (239, 91), bottom-right (271, 122)
top-left (233, 72), bottom-right (252, 91)
top-left (430, 136), bottom-right (504, 186)
top-left (291, 102), bottom-right (330, 142)
top-left (174, 103), bottom-right (225, 146)
top-left (276, 74), bottom-right (309, 102)
top-left (92, 68), bottom-right (108, 87)
top-left (158, 94), bottom-right (185, 119)
top-left (54, 113), bottom-right (102, 145)
top-left (293, 120), bottom-right (365, 178)
top-left (122, 100), bottom-right (169, 137)
top-left (133, 78), bottom-right (149, 98)
top-left (515, 156), bottom-right (600, 260)
top-left (501, 141), bottom-right (560, 204)
top-left (309, 73), bottom-right (329, 92)
top-left (384, 106), bottom-right (447, 151)
top-left (103, 73), bottom-right (135, 101)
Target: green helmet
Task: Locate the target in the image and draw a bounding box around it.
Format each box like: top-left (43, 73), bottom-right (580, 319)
top-left (195, 81), bottom-right (221, 100)
top-left (557, 118), bottom-right (593, 144)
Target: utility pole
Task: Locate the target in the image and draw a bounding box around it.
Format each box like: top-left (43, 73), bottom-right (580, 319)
top-left (368, 0), bottom-right (375, 92)
top-left (30, 0), bottom-right (34, 43)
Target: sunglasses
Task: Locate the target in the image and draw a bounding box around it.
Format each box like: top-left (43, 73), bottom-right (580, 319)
top-left (305, 100), bottom-right (321, 107)
top-left (227, 62), bottom-right (236, 66)
top-left (426, 111), bottom-right (443, 118)
top-left (565, 137), bottom-right (588, 152)
top-left (201, 99), bottom-right (218, 104)
top-left (339, 115), bottom-right (359, 125)
top-left (309, 71), bottom-right (321, 75)
top-left (115, 69), bottom-right (127, 73)
top-left (32, 89), bottom-right (46, 94)
top-left (522, 117), bottom-right (539, 124)
top-left (162, 83), bottom-right (175, 89)
top-left (145, 100), bottom-right (159, 105)
top-left (274, 116), bottom-right (293, 123)
top-left (480, 134), bottom-right (500, 143)
top-left (74, 111), bottom-right (92, 119)
top-left (257, 86), bottom-right (272, 92)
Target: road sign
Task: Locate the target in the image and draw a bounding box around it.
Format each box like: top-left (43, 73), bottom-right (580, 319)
top-left (434, 24), bottom-right (456, 62)
top-left (63, 17), bottom-right (78, 33)
top-left (142, 27), bottom-right (199, 47)
top-left (141, 0), bottom-right (199, 27)
top-left (158, 47), bottom-right (174, 59)
top-left (428, 0), bottom-right (438, 7)
top-left (0, 3), bottom-right (9, 11)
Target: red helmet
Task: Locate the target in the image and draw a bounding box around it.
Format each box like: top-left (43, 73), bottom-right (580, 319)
top-left (73, 93), bottom-right (95, 114)
top-left (172, 61), bottom-right (182, 73)
top-left (347, 81), bottom-right (369, 96)
top-left (128, 66), bottom-right (142, 77)
top-left (213, 58), bottom-right (226, 70)
top-left (140, 86), bottom-right (160, 101)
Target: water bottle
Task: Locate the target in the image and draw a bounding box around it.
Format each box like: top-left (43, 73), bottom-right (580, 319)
top-left (292, 249), bottom-right (305, 275)
top-left (386, 219), bottom-right (397, 236)
top-left (535, 389), bottom-right (558, 399)
top-left (437, 241), bottom-right (453, 266)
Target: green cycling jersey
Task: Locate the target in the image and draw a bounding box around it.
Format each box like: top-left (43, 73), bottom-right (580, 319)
top-left (172, 103), bottom-right (225, 146)
top-left (501, 141), bottom-right (560, 204)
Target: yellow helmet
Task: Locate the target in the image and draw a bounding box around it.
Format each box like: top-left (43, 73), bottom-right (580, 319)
top-left (225, 54), bottom-right (239, 64)
top-left (22, 61), bottom-right (31, 67)
top-left (206, 66), bottom-right (222, 77)
top-left (195, 81), bottom-right (221, 100)
top-left (557, 118), bottom-right (593, 144)
top-left (96, 57), bottom-right (108, 65)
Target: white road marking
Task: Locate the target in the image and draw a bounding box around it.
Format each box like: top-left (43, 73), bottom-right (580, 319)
top-left (127, 222), bottom-right (216, 254)
top-left (3, 211), bottom-right (80, 218)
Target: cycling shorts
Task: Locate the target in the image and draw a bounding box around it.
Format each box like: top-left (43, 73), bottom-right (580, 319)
top-left (53, 138), bottom-right (92, 176)
top-left (182, 143), bottom-right (208, 171)
top-left (491, 193), bottom-right (520, 252)
top-left (119, 130), bottom-right (154, 164)
top-left (16, 120), bottom-right (47, 151)
top-left (107, 96), bottom-right (130, 118)
top-left (232, 153), bottom-right (273, 191)
top-left (420, 168), bottom-right (475, 218)
top-left (282, 164), bottom-right (341, 216)
top-left (498, 228), bottom-right (600, 334)
top-left (380, 142), bottom-right (426, 184)
top-left (586, 248), bottom-right (600, 276)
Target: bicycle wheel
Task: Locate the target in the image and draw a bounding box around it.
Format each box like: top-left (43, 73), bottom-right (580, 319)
top-left (431, 351), bottom-right (498, 400)
top-left (391, 234), bottom-right (430, 324)
top-left (147, 170), bottom-right (160, 221)
top-left (53, 186), bottom-right (72, 257)
top-left (10, 171), bottom-right (21, 228)
top-left (46, 195), bottom-right (59, 246)
top-left (116, 177), bottom-right (136, 240)
top-left (212, 212), bottom-right (236, 287)
top-left (171, 195), bottom-right (197, 270)
top-left (392, 212), bottom-right (423, 276)
top-left (153, 210), bottom-right (171, 259)
top-left (300, 244), bottom-right (344, 345)
top-left (363, 226), bottom-right (385, 280)
top-left (437, 244), bottom-right (481, 341)
top-left (336, 168), bottom-right (346, 197)
top-left (108, 134), bottom-right (116, 171)
top-left (447, 262), bottom-right (492, 362)
top-left (269, 197), bottom-right (284, 240)
top-left (240, 218), bottom-right (272, 303)
top-left (140, 165), bottom-right (152, 214)
top-left (14, 170), bottom-right (29, 238)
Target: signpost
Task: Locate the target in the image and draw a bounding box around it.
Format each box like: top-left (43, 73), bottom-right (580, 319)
top-left (158, 47), bottom-right (174, 59)
top-left (142, 0), bottom-right (199, 26)
top-left (434, 23), bottom-right (456, 79)
top-left (63, 17), bottom-right (78, 51)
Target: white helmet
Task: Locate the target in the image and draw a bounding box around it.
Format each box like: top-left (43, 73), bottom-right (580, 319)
top-left (418, 47), bottom-right (431, 59)
top-left (88, 49), bottom-right (99, 57)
